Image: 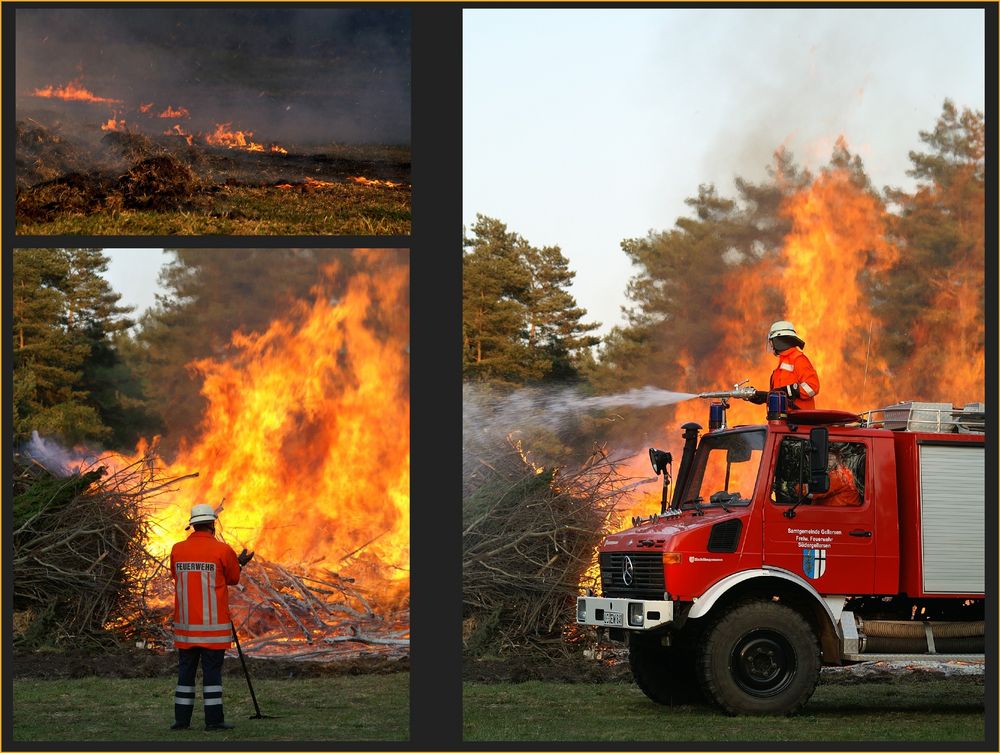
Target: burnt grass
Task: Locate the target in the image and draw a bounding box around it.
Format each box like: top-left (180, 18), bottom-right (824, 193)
top-left (15, 122), bottom-right (411, 235)
top-left (13, 648), bottom-right (408, 681)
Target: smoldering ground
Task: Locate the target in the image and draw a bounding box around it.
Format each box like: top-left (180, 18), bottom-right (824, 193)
top-left (15, 8), bottom-right (411, 146)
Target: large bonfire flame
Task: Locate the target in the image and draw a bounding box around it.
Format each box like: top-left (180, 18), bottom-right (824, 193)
top-left (63, 256), bottom-right (409, 628)
top-left (620, 159), bottom-right (983, 519)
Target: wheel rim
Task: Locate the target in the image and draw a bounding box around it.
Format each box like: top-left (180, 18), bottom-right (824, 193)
top-left (730, 629), bottom-right (796, 697)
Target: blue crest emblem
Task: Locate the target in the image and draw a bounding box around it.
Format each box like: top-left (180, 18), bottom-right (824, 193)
top-left (802, 548), bottom-right (827, 579)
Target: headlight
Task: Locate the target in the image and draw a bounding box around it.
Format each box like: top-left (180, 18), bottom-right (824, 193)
top-left (628, 602), bottom-right (644, 627)
top-left (577, 598), bottom-right (586, 623)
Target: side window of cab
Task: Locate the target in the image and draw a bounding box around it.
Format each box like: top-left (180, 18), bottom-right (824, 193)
top-left (771, 438), bottom-right (866, 507)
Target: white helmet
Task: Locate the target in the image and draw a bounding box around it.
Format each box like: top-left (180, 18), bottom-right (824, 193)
top-left (767, 320), bottom-right (805, 349)
top-left (187, 503), bottom-right (217, 528)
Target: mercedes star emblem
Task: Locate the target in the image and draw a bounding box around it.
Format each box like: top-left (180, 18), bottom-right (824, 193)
top-left (622, 555), bottom-right (635, 586)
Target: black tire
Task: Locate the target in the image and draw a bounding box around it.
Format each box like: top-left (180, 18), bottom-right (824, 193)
top-left (697, 600), bottom-right (820, 715)
top-left (628, 632), bottom-right (706, 706)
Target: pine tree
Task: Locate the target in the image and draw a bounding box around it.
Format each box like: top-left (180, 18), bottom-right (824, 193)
top-left (12, 248), bottom-right (153, 445)
top-left (463, 215), bottom-right (600, 384)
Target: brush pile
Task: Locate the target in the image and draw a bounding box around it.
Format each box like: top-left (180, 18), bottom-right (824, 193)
top-left (463, 438), bottom-right (633, 658)
top-left (12, 454), bottom-right (174, 649)
top-left (130, 557), bottom-right (410, 662)
top-left (13, 452), bottom-right (409, 661)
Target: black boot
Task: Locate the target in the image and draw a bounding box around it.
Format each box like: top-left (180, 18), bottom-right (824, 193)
top-left (170, 721), bottom-right (190, 730)
top-left (205, 722), bottom-right (235, 731)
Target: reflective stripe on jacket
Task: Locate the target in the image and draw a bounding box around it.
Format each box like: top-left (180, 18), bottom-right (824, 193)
top-left (170, 531), bottom-right (241, 649)
top-left (769, 347), bottom-right (820, 410)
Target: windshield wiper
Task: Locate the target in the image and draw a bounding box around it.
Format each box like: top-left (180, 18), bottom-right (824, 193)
top-left (681, 497), bottom-right (706, 515)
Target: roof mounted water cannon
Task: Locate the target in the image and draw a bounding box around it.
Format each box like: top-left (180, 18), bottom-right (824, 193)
top-left (697, 380), bottom-right (758, 431)
top-left (697, 379), bottom-right (757, 402)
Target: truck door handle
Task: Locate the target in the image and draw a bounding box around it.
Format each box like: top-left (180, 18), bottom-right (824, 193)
top-left (849, 529), bottom-right (872, 537)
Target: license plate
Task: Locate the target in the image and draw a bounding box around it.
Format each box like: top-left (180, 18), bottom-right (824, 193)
top-left (603, 611), bottom-right (623, 626)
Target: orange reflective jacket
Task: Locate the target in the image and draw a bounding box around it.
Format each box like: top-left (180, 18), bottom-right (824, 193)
top-left (170, 531), bottom-right (241, 649)
top-left (769, 347), bottom-right (820, 410)
top-left (813, 465), bottom-right (861, 507)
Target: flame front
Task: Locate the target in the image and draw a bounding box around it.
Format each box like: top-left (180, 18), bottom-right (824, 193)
top-left (32, 78), bottom-right (122, 105)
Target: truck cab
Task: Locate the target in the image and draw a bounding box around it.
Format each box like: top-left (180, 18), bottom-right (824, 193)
top-left (577, 401), bottom-right (985, 715)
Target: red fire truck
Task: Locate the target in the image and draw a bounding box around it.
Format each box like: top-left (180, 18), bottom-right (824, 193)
top-left (576, 397), bottom-right (986, 715)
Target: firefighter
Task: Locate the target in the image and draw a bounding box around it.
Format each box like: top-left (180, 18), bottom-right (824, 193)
top-left (749, 320), bottom-right (820, 410)
top-left (812, 445), bottom-right (863, 506)
top-left (170, 503), bottom-right (253, 731)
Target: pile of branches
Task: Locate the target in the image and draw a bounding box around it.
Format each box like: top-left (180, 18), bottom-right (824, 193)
top-left (129, 557), bottom-right (409, 662)
top-left (12, 453), bottom-right (182, 649)
top-left (463, 438), bottom-right (634, 658)
top-left (14, 446), bottom-right (409, 661)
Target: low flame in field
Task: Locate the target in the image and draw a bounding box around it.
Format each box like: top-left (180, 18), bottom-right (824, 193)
top-left (619, 156), bottom-right (984, 521)
top-left (349, 176), bottom-right (402, 189)
top-left (139, 102), bottom-right (154, 114)
top-left (32, 78), bottom-right (122, 105)
top-left (305, 177), bottom-right (336, 189)
top-left (164, 124), bottom-right (195, 146)
top-left (204, 122), bottom-right (285, 154)
top-left (84, 257), bottom-right (410, 607)
top-left (158, 105), bottom-right (190, 119)
top-left (100, 113), bottom-right (128, 132)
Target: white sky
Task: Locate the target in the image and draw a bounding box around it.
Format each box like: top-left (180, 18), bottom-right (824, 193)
top-left (463, 8), bottom-right (986, 336)
top-left (103, 248), bottom-right (170, 321)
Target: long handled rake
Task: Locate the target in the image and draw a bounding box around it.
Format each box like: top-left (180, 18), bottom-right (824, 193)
top-left (231, 621), bottom-right (280, 719)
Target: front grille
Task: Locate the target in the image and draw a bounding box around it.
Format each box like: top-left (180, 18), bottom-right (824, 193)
top-left (600, 551), bottom-right (664, 599)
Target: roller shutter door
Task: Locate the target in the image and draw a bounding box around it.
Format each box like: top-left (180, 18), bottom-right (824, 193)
top-left (919, 444), bottom-right (985, 593)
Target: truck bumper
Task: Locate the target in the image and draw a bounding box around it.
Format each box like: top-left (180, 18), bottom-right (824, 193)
top-left (576, 596), bottom-right (674, 631)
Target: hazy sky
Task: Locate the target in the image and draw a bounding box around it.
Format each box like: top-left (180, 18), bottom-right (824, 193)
top-left (103, 249), bottom-right (169, 320)
top-left (463, 8), bottom-right (986, 335)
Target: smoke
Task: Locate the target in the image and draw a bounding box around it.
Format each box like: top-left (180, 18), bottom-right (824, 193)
top-left (15, 8), bottom-right (411, 145)
top-left (22, 432), bottom-right (85, 475)
top-left (463, 383), bottom-right (695, 481)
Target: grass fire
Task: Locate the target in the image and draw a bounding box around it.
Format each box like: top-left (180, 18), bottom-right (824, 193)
top-left (12, 248), bottom-right (410, 739)
top-left (14, 9), bottom-right (411, 235)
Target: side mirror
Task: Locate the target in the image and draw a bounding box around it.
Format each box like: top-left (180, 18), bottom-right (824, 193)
top-left (808, 427), bottom-right (830, 494)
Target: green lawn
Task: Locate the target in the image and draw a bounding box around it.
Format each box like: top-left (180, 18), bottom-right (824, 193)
top-left (464, 678), bottom-right (985, 742)
top-left (13, 674), bottom-right (409, 741)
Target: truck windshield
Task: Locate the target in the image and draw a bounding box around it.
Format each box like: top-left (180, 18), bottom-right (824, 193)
top-left (678, 429), bottom-right (766, 509)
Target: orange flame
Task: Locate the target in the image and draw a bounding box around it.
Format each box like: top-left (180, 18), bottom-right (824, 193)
top-left (204, 122), bottom-right (285, 154)
top-left (31, 79), bottom-right (122, 105)
top-left (619, 158), bottom-right (983, 520)
top-left (100, 112), bottom-right (128, 132)
top-left (158, 105), bottom-right (190, 119)
top-left (164, 124), bottom-right (194, 146)
top-left (305, 177), bottom-right (336, 189)
top-left (76, 257), bottom-right (410, 607)
top-left (349, 176), bottom-right (402, 189)
top-left (139, 102), bottom-right (154, 114)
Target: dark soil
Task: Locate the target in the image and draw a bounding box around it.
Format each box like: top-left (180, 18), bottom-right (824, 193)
top-left (14, 649), bottom-right (408, 680)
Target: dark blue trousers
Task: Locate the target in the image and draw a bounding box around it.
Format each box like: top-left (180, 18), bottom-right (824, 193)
top-left (175, 647), bottom-right (226, 726)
